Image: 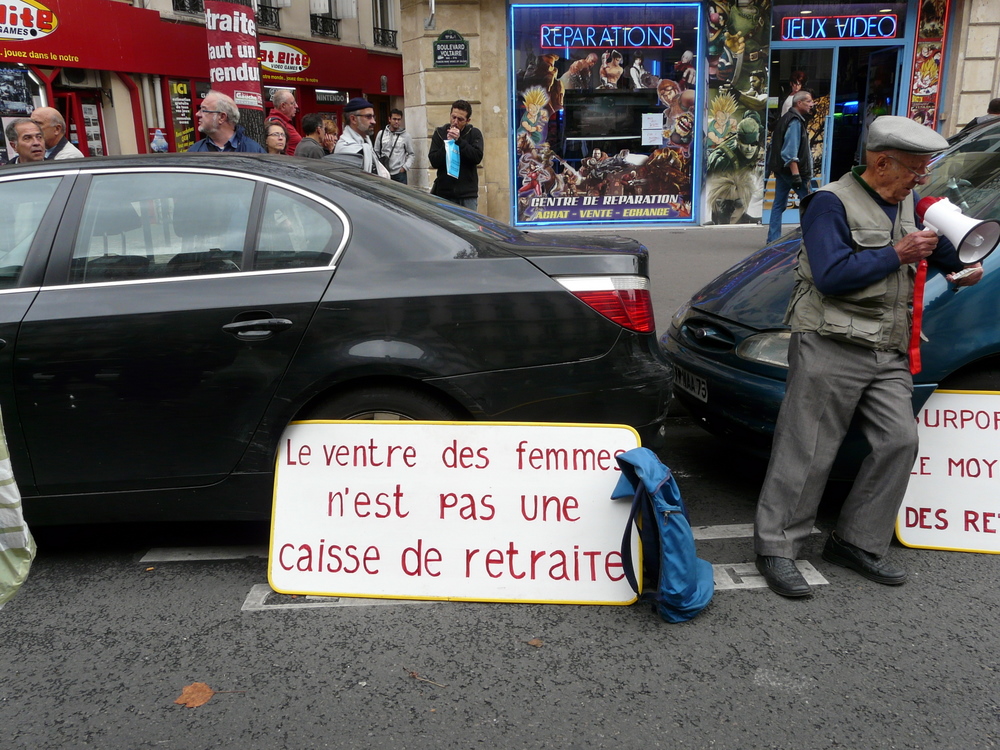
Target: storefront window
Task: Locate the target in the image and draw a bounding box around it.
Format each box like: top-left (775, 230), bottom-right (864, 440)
top-left (509, 3), bottom-right (702, 226)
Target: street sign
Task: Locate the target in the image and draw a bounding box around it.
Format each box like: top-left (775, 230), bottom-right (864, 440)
top-left (433, 29), bottom-right (469, 68)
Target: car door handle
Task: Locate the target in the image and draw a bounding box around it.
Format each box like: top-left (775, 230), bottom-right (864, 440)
top-left (222, 318), bottom-right (294, 339)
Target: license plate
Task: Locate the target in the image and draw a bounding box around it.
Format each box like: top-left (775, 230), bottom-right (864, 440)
top-left (674, 365), bottom-right (708, 403)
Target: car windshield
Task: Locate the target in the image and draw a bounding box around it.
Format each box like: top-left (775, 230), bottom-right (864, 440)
top-left (925, 122), bottom-right (1000, 221)
top-left (312, 165), bottom-right (526, 242)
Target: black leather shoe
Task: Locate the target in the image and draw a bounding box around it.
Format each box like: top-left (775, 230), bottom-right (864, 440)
top-left (822, 533), bottom-right (907, 585)
top-left (755, 555), bottom-right (812, 597)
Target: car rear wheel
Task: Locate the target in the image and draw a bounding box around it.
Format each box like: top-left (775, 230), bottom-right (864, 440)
top-left (307, 386), bottom-right (465, 421)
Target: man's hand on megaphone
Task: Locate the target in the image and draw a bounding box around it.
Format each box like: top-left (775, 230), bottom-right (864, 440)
top-left (894, 229), bottom-right (939, 265)
top-left (947, 263), bottom-right (984, 287)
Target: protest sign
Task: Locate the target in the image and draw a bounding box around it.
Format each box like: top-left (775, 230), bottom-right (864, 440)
top-left (269, 421), bottom-right (641, 604)
top-left (897, 391), bottom-right (1000, 553)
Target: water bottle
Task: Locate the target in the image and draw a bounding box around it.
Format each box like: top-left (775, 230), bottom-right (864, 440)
top-left (150, 129), bottom-right (169, 153)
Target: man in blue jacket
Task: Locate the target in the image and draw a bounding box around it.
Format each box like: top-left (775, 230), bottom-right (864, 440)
top-left (754, 116), bottom-right (984, 598)
top-left (767, 90), bottom-right (814, 242)
top-left (188, 91), bottom-right (265, 153)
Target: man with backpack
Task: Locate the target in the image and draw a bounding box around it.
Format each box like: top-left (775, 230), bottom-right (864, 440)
top-left (374, 109), bottom-right (415, 184)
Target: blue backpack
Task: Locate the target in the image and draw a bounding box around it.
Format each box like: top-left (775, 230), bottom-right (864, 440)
top-left (613, 448), bottom-right (714, 623)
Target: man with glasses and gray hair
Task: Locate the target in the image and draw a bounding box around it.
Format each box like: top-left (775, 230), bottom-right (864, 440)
top-left (753, 115), bottom-right (984, 599)
top-left (330, 97), bottom-right (389, 177)
top-left (4, 118), bottom-right (45, 165)
top-left (188, 90), bottom-right (265, 153)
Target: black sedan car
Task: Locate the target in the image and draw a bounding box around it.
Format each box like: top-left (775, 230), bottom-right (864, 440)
top-left (0, 154), bottom-right (671, 524)
top-left (663, 119), bottom-right (1000, 468)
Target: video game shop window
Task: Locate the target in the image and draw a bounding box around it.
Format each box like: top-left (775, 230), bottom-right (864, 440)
top-left (510, 3), bottom-right (702, 227)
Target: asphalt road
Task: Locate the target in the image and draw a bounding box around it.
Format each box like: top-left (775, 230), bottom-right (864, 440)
top-left (5, 224), bottom-right (999, 749)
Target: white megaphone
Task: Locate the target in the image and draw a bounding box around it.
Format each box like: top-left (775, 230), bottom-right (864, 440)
top-left (916, 196), bottom-right (1000, 264)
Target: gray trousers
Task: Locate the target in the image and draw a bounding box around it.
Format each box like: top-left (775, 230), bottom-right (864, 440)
top-left (754, 332), bottom-right (918, 559)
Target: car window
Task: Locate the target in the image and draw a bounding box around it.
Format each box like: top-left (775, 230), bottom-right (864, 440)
top-left (69, 172), bottom-right (255, 284)
top-left (0, 176), bottom-right (60, 289)
top-left (926, 123), bottom-right (1000, 222)
top-left (254, 186), bottom-right (340, 270)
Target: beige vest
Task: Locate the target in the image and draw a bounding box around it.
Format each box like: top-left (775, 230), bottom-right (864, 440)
top-left (785, 171), bottom-right (917, 353)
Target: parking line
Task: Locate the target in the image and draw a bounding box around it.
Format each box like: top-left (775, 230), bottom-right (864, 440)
top-left (713, 561), bottom-right (828, 591)
top-left (692, 524), bottom-right (821, 540)
top-left (241, 583), bottom-right (437, 611)
top-left (140, 546), bottom-right (268, 563)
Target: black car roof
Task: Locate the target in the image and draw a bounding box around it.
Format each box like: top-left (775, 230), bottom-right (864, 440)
top-left (2, 152), bottom-right (354, 179)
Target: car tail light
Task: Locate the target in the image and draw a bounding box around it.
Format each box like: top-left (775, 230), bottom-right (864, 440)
top-left (556, 276), bottom-right (655, 333)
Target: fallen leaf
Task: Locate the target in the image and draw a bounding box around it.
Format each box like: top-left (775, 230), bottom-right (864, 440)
top-left (402, 667), bottom-right (448, 688)
top-left (175, 682), bottom-right (215, 708)
top-left (526, 638), bottom-right (544, 648)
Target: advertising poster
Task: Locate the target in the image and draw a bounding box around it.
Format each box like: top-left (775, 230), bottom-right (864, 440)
top-left (204, 0), bottom-right (263, 111)
top-left (170, 79), bottom-right (195, 152)
top-left (509, 3), bottom-right (702, 227)
top-left (0, 66), bottom-right (35, 164)
top-left (706, 0), bottom-right (772, 226)
top-left (908, 0), bottom-right (949, 129)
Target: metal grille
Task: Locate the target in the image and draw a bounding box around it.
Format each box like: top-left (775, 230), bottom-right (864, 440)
top-left (310, 15), bottom-right (340, 38)
top-left (256, 5), bottom-right (281, 30)
top-left (372, 27), bottom-right (397, 49)
top-left (172, 0), bottom-right (204, 12)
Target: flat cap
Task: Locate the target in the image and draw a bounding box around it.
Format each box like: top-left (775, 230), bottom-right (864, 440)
top-left (343, 97), bottom-right (373, 113)
top-left (866, 115), bottom-right (949, 154)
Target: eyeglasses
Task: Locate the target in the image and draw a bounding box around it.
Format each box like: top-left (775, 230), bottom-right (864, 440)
top-left (266, 132), bottom-right (286, 138)
top-left (355, 113), bottom-right (376, 120)
top-left (197, 106), bottom-right (223, 114)
top-left (885, 154), bottom-right (933, 180)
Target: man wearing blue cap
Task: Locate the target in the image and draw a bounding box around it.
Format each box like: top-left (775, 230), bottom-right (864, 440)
top-left (331, 97), bottom-right (389, 177)
top-left (754, 115), bottom-right (985, 598)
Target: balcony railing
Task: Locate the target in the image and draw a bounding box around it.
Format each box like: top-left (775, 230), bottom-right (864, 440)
top-left (256, 5), bottom-right (281, 30)
top-left (310, 14), bottom-right (340, 39)
top-left (372, 27), bottom-right (398, 49)
top-left (172, 0), bottom-right (203, 13)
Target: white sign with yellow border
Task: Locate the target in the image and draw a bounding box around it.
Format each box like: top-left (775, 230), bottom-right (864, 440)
top-left (269, 421), bottom-right (641, 604)
top-left (897, 390), bottom-right (1000, 553)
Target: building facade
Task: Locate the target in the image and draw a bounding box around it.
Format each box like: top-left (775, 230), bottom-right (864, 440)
top-left (400, 0), bottom-right (1000, 227)
top-left (0, 0), bottom-right (403, 159)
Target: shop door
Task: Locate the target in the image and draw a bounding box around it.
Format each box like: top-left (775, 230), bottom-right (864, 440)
top-left (764, 45), bottom-right (903, 229)
top-left (829, 47), bottom-right (902, 182)
top-left (764, 48), bottom-right (833, 228)
top-left (54, 91), bottom-right (107, 157)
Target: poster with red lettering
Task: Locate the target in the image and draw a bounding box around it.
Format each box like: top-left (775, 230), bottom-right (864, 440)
top-left (204, 0), bottom-right (263, 110)
top-left (897, 391), bottom-right (1000, 553)
top-left (269, 422), bottom-right (642, 604)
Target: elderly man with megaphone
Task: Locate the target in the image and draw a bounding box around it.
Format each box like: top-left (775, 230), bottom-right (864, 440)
top-left (753, 115), bottom-right (989, 599)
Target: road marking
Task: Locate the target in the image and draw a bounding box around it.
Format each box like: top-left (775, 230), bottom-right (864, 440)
top-left (140, 546), bottom-right (268, 563)
top-left (241, 583), bottom-right (437, 611)
top-left (712, 561), bottom-right (828, 591)
top-left (692, 524), bottom-right (821, 540)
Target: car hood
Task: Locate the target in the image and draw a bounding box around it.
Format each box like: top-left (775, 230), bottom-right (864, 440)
top-left (686, 234), bottom-right (800, 329)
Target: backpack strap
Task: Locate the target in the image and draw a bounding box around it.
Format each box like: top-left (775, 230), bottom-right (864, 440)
top-left (619, 480), bottom-right (662, 596)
